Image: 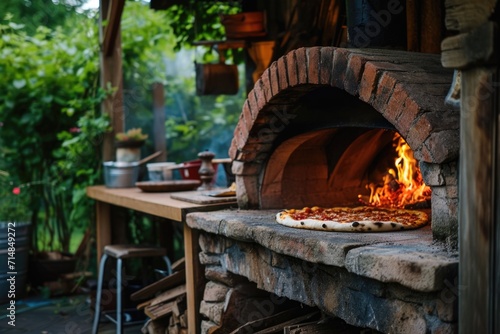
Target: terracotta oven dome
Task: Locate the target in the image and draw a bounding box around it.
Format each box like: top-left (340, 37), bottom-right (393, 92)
top-left (228, 47), bottom-right (459, 245)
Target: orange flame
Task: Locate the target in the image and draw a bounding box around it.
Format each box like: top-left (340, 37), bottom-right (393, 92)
top-left (359, 133), bottom-right (431, 208)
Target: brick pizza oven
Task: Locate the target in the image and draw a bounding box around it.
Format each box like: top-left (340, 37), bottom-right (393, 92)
top-left (187, 47), bottom-right (460, 333)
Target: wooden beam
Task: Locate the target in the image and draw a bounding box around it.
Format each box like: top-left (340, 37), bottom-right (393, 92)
top-left (102, 0), bottom-right (125, 57)
top-left (184, 225), bottom-right (204, 334)
top-left (153, 82), bottom-right (167, 162)
top-left (99, 0), bottom-right (125, 161)
top-left (441, 1), bottom-right (500, 332)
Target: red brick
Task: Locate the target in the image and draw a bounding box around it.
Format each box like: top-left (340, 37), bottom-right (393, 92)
top-left (286, 51), bottom-right (299, 87)
top-left (246, 88), bottom-right (258, 114)
top-left (423, 130), bottom-right (460, 164)
top-left (277, 57), bottom-right (289, 91)
top-left (373, 72), bottom-right (398, 113)
top-left (406, 113), bottom-right (433, 151)
top-left (319, 47), bottom-right (334, 85)
top-left (307, 46), bottom-right (322, 84)
top-left (295, 47), bottom-right (308, 85)
top-left (233, 122), bottom-right (249, 151)
top-left (360, 61), bottom-right (407, 103)
top-left (385, 83), bottom-right (407, 124)
top-left (344, 53), bottom-right (368, 96)
top-left (359, 61), bottom-right (380, 102)
top-left (395, 97), bottom-right (421, 137)
top-left (241, 102), bottom-right (255, 135)
top-left (332, 48), bottom-right (349, 89)
top-left (269, 61), bottom-right (279, 97)
top-left (414, 142), bottom-right (432, 163)
top-left (259, 69), bottom-right (273, 103)
top-left (228, 141), bottom-right (238, 160)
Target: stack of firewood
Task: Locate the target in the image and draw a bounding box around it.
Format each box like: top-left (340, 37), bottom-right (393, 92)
top-left (134, 258), bottom-right (188, 334)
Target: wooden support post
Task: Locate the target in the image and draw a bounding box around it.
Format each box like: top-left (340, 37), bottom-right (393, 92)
top-left (153, 82), bottom-right (167, 162)
top-left (459, 66), bottom-right (497, 334)
top-left (95, 201), bottom-right (111, 263)
top-left (184, 224), bottom-right (204, 334)
top-left (99, 0), bottom-right (125, 161)
top-left (441, 1), bottom-right (499, 332)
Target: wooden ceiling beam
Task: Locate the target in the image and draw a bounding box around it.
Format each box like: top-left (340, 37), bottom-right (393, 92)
top-left (102, 0), bottom-right (125, 57)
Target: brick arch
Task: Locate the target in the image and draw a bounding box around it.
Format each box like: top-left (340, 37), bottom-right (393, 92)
top-left (228, 46), bottom-right (459, 209)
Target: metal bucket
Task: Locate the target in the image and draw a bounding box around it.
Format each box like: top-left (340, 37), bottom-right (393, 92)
top-left (0, 221), bottom-right (31, 304)
top-left (103, 161), bottom-right (140, 188)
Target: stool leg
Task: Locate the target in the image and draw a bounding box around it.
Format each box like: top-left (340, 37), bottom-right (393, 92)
top-left (163, 256), bottom-right (173, 276)
top-left (92, 254), bottom-right (108, 334)
top-left (116, 258), bottom-right (123, 334)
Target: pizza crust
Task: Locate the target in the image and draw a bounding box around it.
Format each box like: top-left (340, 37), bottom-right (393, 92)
top-left (276, 207), bottom-right (428, 232)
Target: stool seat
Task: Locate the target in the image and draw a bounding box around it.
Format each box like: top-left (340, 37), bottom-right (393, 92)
top-left (92, 244), bottom-right (172, 334)
top-left (104, 244), bottom-right (166, 259)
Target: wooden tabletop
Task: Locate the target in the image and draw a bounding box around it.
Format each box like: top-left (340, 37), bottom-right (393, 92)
top-left (86, 185), bottom-right (236, 222)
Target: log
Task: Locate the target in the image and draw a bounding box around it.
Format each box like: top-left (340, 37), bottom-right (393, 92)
top-left (144, 299), bottom-right (177, 320)
top-left (131, 269), bottom-right (186, 301)
top-left (171, 257), bottom-right (185, 272)
top-left (229, 308), bottom-right (318, 334)
top-left (253, 311), bottom-right (320, 334)
top-left (148, 284), bottom-right (187, 308)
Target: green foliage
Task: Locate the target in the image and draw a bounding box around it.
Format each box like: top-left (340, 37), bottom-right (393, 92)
top-left (0, 13), bottom-right (107, 252)
top-left (0, 171), bottom-right (31, 223)
top-left (0, 0), bottom-right (246, 255)
top-left (0, 0), bottom-right (88, 35)
top-left (121, 1), bottom-right (176, 86)
top-left (164, 68), bottom-right (245, 163)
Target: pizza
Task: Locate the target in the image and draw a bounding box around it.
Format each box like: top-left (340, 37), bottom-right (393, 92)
top-left (275, 206), bottom-right (428, 232)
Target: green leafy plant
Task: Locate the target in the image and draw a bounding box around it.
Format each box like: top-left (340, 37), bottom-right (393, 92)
top-left (0, 14), bottom-right (106, 253)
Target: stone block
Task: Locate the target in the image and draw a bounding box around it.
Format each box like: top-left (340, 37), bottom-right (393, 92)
top-left (420, 162), bottom-right (446, 186)
top-left (423, 130), bottom-right (460, 164)
top-left (205, 265), bottom-right (246, 287)
top-left (199, 232), bottom-right (228, 254)
top-left (431, 188), bottom-right (459, 244)
top-left (199, 300), bottom-right (224, 325)
top-left (436, 297), bottom-right (458, 322)
top-left (344, 245), bottom-right (458, 292)
top-left (201, 320), bottom-right (218, 334)
top-left (199, 252), bottom-right (221, 266)
top-left (203, 281), bottom-right (230, 302)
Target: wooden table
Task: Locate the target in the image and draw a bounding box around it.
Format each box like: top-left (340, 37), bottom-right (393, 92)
top-left (86, 185), bottom-right (236, 334)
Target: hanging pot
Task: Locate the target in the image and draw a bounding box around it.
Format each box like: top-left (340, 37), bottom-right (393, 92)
top-left (220, 11), bottom-right (267, 39)
top-left (195, 62), bottom-right (239, 95)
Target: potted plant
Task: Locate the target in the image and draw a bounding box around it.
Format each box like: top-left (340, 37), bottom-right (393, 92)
top-left (115, 128), bottom-right (148, 162)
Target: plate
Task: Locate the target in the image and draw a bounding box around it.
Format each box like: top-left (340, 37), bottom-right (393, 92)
top-left (135, 180), bottom-right (201, 192)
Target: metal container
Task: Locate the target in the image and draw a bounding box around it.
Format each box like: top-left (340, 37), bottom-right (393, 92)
top-left (103, 161), bottom-right (140, 188)
top-left (0, 221), bottom-right (30, 303)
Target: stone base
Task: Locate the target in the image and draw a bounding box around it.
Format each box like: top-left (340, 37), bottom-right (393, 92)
top-left (187, 210), bottom-right (458, 334)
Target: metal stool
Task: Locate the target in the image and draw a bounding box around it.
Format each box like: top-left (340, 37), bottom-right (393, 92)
top-left (92, 244), bottom-right (172, 334)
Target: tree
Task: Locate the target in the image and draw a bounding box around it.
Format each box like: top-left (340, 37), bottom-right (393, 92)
top-left (0, 0), bottom-right (88, 34)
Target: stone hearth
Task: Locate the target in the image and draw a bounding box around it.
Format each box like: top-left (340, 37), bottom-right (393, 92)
top-left (187, 210), bottom-right (458, 333)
